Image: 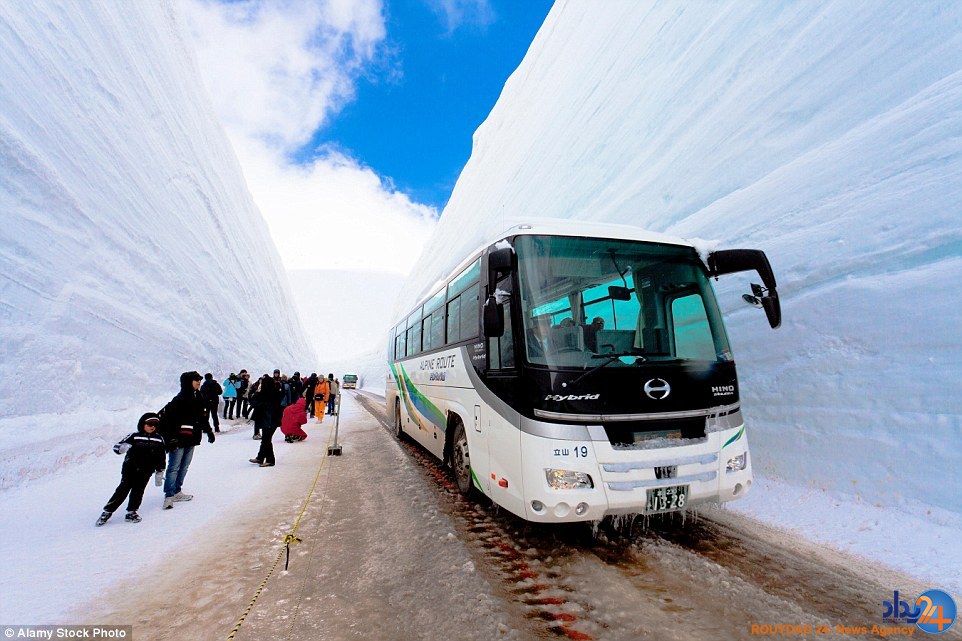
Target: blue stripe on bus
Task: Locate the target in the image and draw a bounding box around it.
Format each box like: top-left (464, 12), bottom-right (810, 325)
top-left (392, 362), bottom-right (446, 432)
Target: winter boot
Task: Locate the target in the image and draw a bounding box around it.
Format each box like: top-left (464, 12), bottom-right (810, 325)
top-left (125, 511), bottom-right (142, 523)
top-left (96, 511), bottom-right (112, 527)
top-left (172, 492), bottom-right (193, 502)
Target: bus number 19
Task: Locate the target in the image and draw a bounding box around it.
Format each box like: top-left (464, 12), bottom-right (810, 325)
top-left (574, 446), bottom-right (588, 458)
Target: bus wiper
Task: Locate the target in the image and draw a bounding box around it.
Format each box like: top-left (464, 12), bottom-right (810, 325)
top-left (563, 352), bottom-right (645, 389)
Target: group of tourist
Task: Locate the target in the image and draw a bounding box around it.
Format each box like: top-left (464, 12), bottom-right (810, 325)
top-left (95, 368), bottom-right (343, 527)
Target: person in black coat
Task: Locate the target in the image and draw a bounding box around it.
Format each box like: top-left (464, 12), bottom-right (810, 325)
top-left (249, 375), bottom-right (279, 467)
top-left (304, 373), bottom-right (318, 418)
top-left (200, 372), bottom-right (223, 432)
top-left (158, 371), bottom-right (215, 509)
top-left (289, 372), bottom-right (304, 403)
top-left (96, 412), bottom-right (167, 526)
top-left (237, 370), bottom-right (251, 419)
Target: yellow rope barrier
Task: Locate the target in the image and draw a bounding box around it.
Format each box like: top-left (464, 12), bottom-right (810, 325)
top-left (226, 423), bottom-right (337, 641)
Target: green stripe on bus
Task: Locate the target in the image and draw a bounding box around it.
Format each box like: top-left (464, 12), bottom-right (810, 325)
top-left (391, 363), bottom-right (419, 429)
top-left (723, 426), bottom-right (744, 448)
top-left (397, 363), bottom-right (447, 430)
top-left (471, 468), bottom-right (484, 494)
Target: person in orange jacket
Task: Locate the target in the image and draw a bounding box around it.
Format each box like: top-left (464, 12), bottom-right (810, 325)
top-left (313, 375), bottom-right (329, 423)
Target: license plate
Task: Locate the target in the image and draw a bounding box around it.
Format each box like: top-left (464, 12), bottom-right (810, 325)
top-left (645, 485), bottom-right (689, 514)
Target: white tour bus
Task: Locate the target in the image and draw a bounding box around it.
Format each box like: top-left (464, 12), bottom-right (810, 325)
top-left (386, 220), bottom-right (780, 523)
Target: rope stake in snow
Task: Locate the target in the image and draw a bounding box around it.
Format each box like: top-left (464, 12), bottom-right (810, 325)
top-left (226, 424), bottom-right (337, 640)
top-left (283, 534), bottom-right (302, 572)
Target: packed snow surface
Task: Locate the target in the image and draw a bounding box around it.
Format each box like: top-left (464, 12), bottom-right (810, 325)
top-left (0, 2), bottom-right (314, 430)
top-left (395, 0), bottom-right (962, 515)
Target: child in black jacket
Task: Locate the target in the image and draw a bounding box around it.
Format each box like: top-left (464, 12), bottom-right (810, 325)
top-left (96, 412), bottom-right (167, 526)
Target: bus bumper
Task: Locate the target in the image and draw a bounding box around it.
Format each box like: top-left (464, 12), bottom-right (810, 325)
top-left (518, 425), bottom-right (753, 523)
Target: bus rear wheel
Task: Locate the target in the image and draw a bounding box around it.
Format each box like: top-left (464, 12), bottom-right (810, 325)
top-left (394, 399), bottom-right (404, 440)
top-left (452, 420), bottom-right (473, 496)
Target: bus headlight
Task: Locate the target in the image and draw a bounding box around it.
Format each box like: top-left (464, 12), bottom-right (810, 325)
top-left (726, 452), bottom-right (747, 473)
top-left (545, 469), bottom-right (594, 490)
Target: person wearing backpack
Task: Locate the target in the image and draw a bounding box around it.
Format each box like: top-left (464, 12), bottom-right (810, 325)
top-left (222, 373), bottom-right (238, 420)
top-left (237, 369), bottom-right (251, 419)
top-left (326, 374), bottom-right (339, 416)
top-left (158, 371), bottom-right (215, 509)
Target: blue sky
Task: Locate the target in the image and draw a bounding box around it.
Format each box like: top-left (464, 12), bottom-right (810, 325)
top-left (182, 0), bottom-right (554, 272)
top-left (296, 1), bottom-right (554, 210)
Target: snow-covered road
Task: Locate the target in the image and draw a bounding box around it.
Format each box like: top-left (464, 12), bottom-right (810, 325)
top-left (350, 393), bottom-right (941, 641)
top-left (86, 394), bottom-right (521, 641)
top-left (14, 392), bottom-right (945, 640)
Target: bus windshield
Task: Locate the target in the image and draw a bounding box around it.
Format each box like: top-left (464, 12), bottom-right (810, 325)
top-left (515, 235), bottom-right (732, 369)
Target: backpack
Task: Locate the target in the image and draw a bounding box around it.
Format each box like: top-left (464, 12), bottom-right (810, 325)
top-left (156, 402), bottom-right (177, 448)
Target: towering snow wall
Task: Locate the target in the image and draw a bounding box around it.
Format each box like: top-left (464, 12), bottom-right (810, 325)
top-left (399, 1), bottom-right (962, 513)
top-left (0, 2), bottom-right (314, 419)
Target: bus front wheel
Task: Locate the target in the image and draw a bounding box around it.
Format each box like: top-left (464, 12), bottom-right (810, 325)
top-left (452, 420), bottom-right (473, 496)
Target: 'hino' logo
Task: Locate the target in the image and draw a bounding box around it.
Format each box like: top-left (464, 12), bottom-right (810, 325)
top-left (654, 465), bottom-right (677, 479)
top-left (644, 378), bottom-right (671, 400)
top-left (545, 394), bottom-right (600, 402)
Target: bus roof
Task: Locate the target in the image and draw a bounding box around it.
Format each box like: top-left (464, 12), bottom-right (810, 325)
top-left (490, 219), bottom-right (694, 248)
top-left (394, 219), bottom-right (701, 328)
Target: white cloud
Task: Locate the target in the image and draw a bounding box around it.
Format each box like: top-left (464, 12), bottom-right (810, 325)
top-left (427, 0), bottom-right (495, 34)
top-left (179, 0), bottom-right (385, 148)
top-left (234, 138), bottom-right (437, 272)
top-left (178, 0), bottom-right (437, 272)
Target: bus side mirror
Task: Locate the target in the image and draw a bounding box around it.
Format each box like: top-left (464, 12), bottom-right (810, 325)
top-left (761, 291), bottom-right (780, 329)
top-left (487, 247), bottom-right (513, 290)
top-left (708, 249), bottom-right (781, 329)
top-left (482, 296), bottom-right (504, 338)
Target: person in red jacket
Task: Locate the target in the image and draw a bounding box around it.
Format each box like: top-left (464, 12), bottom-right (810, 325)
top-left (281, 397), bottom-right (309, 442)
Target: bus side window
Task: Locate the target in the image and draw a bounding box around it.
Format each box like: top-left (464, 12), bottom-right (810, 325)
top-left (460, 283), bottom-right (480, 340)
top-left (446, 297), bottom-right (461, 344)
top-left (499, 320), bottom-right (515, 368)
top-left (421, 315), bottom-right (433, 351)
top-left (489, 336), bottom-right (500, 369)
top-left (489, 275), bottom-right (515, 370)
top-left (432, 313), bottom-right (444, 348)
top-left (395, 330), bottom-right (406, 360)
top-left (406, 325), bottom-right (417, 356)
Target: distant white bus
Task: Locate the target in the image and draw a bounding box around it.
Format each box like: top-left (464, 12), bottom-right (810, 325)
top-left (386, 220), bottom-right (780, 523)
top-left (342, 374), bottom-right (358, 389)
